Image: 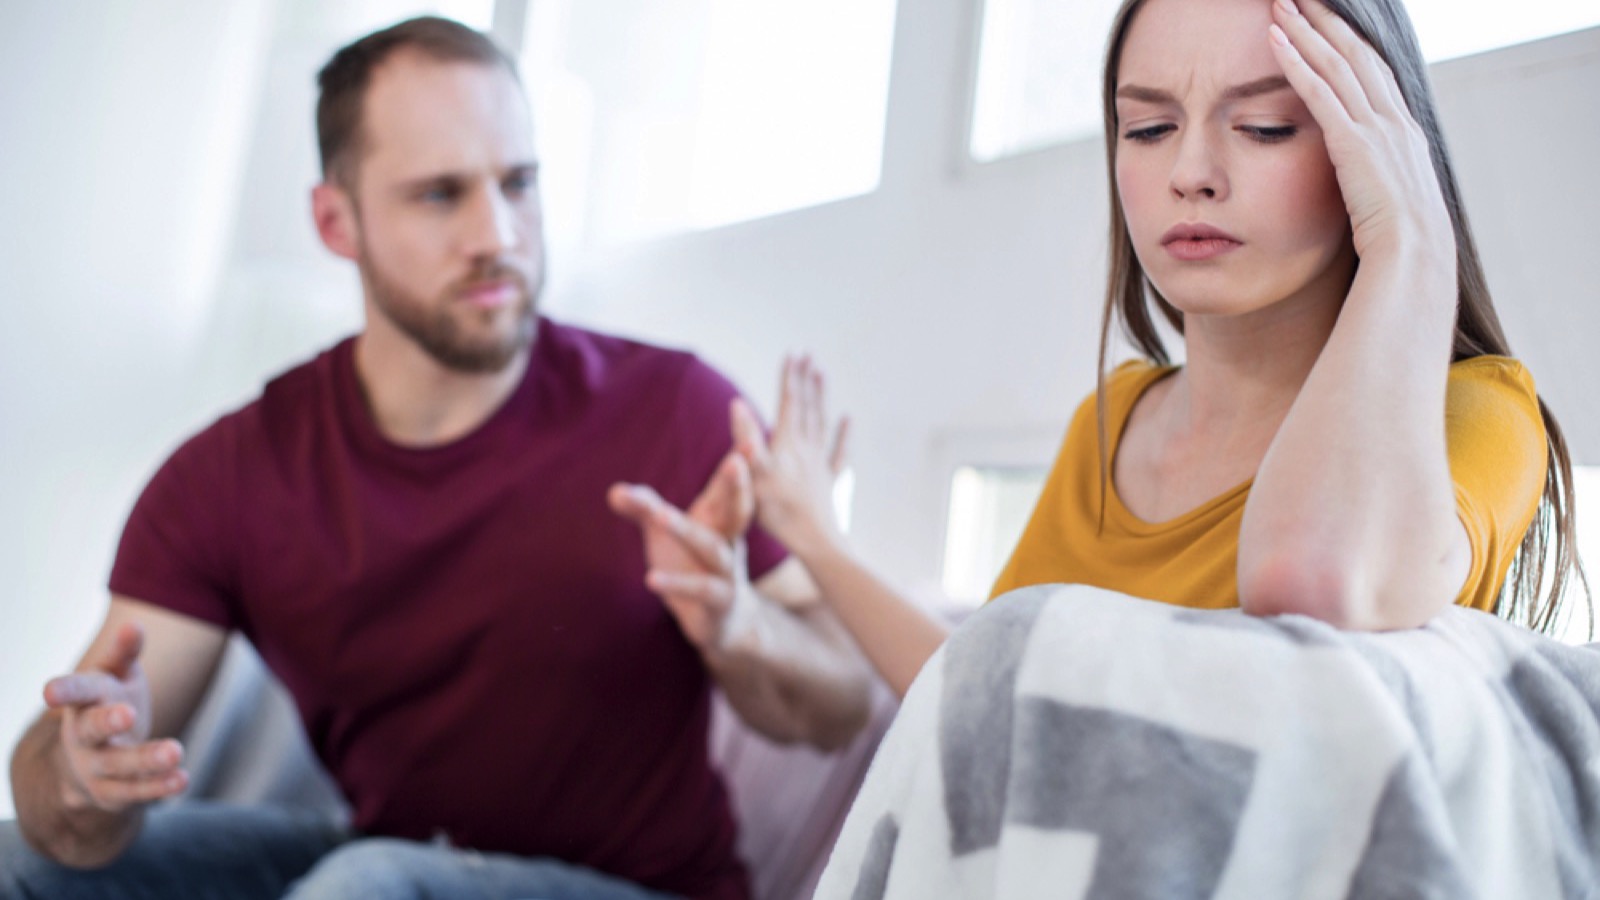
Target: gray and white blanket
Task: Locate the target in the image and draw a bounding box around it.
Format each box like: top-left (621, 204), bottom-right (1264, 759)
top-left (816, 584), bottom-right (1600, 899)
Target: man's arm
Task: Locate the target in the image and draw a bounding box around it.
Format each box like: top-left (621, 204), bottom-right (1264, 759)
top-left (713, 557), bottom-right (874, 749)
top-left (609, 464), bottom-right (873, 751)
top-left (10, 596), bottom-right (227, 867)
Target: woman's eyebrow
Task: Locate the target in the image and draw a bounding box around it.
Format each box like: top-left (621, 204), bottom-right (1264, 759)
top-left (1115, 75), bottom-right (1292, 104)
top-left (1221, 75), bottom-right (1291, 101)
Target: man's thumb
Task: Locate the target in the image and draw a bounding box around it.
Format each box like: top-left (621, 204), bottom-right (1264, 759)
top-left (91, 622), bottom-right (145, 679)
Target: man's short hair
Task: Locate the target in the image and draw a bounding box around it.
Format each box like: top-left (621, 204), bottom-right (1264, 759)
top-left (316, 16), bottom-right (518, 187)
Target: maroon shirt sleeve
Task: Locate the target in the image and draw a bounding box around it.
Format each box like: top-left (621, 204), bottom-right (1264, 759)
top-left (673, 358), bottom-right (789, 581)
top-left (108, 417), bottom-right (240, 628)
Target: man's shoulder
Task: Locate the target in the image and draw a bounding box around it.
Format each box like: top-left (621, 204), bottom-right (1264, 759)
top-left (172, 339), bottom-right (350, 463)
top-left (540, 317), bottom-right (695, 370)
top-left (537, 317), bottom-right (734, 402)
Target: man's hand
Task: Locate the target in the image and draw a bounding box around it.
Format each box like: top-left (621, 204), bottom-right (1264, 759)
top-left (42, 622), bottom-right (187, 814)
top-left (609, 453), bottom-right (758, 654)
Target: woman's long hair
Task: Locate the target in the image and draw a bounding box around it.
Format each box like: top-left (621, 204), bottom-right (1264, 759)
top-left (1093, 0), bottom-right (1589, 634)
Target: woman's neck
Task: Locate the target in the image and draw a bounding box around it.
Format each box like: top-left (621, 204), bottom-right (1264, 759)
top-left (1166, 282), bottom-right (1344, 442)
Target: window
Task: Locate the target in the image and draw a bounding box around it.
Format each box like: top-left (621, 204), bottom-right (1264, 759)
top-left (520, 0), bottom-right (897, 246)
top-left (941, 465), bottom-right (1049, 604)
top-left (968, 0), bottom-right (1123, 162)
top-left (1407, 0), bottom-right (1600, 62)
top-left (968, 0), bottom-right (1600, 163)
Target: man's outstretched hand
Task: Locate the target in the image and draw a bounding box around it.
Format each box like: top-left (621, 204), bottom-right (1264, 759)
top-left (609, 452), bottom-right (758, 653)
top-left (42, 622), bottom-right (187, 814)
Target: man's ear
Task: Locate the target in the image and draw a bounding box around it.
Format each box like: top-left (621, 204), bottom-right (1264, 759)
top-left (312, 181), bottom-right (360, 261)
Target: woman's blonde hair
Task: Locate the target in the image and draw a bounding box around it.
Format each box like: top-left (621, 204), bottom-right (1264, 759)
top-left (1093, 0), bottom-right (1589, 634)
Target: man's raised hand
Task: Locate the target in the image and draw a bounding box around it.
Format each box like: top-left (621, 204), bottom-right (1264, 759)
top-left (609, 452), bottom-right (758, 654)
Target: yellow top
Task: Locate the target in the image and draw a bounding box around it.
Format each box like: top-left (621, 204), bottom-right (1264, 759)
top-left (991, 356), bottom-right (1547, 613)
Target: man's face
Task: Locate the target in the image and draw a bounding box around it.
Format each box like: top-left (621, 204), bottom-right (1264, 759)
top-left (343, 51), bottom-right (544, 373)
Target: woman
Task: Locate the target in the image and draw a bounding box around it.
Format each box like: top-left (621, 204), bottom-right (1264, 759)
top-left (798, 1), bottom-right (1599, 892)
top-left (718, 0), bottom-right (1586, 700)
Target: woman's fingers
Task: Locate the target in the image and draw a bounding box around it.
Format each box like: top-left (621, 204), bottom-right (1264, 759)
top-left (730, 399), bottom-right (773, 474)
top-left (1270, 0), bottom-right (1360, 127)
top-left (1298, 0), bottom-right (1409, 120)
top-left (829, 416), bottom-right (851, 476)
top-left (775, 355), bottom-right (803, 440)
top-left (1274, 0), bottom-right (1413, 128)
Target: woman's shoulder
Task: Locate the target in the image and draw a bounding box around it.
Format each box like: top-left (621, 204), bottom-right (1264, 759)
top-left (1448, 353), bottom-right (1533, 384)
top-left (1446, 355), bottom-right (1541, 425)
top-left (1444, 354), bottom-right (1546, 492)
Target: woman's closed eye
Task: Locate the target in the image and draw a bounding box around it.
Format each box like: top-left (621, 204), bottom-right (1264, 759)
top-left (1123, 123), bottom-right (1177, 143)
top-left (1238, 124), bottom-right (1298, 143)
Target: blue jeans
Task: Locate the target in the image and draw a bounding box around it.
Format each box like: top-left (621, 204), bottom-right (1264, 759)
top-left (0, 803), bottom-right (681, 900)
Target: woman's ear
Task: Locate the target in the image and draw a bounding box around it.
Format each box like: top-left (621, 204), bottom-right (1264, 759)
top-left (311, 182), bottom-right (360, 261)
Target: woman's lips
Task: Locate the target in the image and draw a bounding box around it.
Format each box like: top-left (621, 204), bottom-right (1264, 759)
top-left (1160, 223), bottom-right (1243, 262)
top-left (1163, 237), bottom-right (1243, 261)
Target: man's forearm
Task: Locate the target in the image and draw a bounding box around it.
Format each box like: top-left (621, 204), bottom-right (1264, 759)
top-left (706, 590), bottom-right (873, 751)
top-left (10, 712), bottom-right (144, 868)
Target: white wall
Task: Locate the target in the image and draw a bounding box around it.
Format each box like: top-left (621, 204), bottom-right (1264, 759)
top-left (2, 0), bottom-right (1597, 820)
top-left (0, 0), bottom-right (278, 820)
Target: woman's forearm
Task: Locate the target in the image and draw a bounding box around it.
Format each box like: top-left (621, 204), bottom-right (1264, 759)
top-left (788, 533), bottom-right (950, 699)
top-left (1239, 239), bottom-right (1467, 629)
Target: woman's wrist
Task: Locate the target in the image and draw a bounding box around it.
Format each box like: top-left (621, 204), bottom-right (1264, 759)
top-left (780, 515), bottom-right (850, 570)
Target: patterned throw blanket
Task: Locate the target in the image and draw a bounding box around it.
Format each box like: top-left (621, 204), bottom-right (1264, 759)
top-left (816, 585), bottom-right (1600, 899)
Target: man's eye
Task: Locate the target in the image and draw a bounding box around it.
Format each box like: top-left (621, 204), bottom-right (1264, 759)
top-left (504, 174), bottom-right (534, 196)
top-left (1122, 124), bottom-right (1175, 144)
top-left (420, 186), bottom-right (459, 204)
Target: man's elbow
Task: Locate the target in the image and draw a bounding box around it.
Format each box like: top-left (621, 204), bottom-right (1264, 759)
top-left (800, 670), bottom-right (874, 753)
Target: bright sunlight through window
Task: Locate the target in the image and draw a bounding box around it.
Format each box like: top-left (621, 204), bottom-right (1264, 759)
top-left (521, 0), bottom-right (897, 246)
top-left (941, 465), bottom-right (1049, 605)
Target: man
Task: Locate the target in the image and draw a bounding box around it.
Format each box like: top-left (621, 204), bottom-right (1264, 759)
top-left (2, 17), bottom-right (870, 900)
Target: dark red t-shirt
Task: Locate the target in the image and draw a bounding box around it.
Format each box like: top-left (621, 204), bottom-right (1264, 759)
top-left (109, 318), bottom-right (786, 900)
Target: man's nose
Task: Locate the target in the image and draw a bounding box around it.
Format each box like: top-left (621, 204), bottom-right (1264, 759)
top-left (461, 184), bottom-right (519, 257)
top-left (1169, 129), bottom-right (1228, 201)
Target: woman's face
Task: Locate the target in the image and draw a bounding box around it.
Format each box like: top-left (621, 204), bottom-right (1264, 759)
top-left (1114, 0), bottom-right (1356, 320)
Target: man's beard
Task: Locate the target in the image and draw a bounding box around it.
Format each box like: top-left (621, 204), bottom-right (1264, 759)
top-left (363, 254), bottom-right (541, 374)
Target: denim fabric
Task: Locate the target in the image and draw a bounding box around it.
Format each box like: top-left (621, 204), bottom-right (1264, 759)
top-left (0, 803), bottom-right (346, 899)
top-left (0, 803), bottom-right (680, 900)
top-left (283, 836), bottom-right (683, 900)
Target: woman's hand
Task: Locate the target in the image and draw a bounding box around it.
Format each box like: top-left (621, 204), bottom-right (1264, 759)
top-left (732, 355), bottom-right (851, 561)
top-left (1268, 0), bottom-right (1454, 268)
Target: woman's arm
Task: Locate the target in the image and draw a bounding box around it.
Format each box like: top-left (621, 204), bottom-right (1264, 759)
top-left (1238, 0), bottom-right (1469, 630)
top-left (732, 357), bottom-right (949, 698)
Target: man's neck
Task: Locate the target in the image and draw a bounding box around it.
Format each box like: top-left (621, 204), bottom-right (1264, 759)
top-left (352, 329), bottom-right (531, 448)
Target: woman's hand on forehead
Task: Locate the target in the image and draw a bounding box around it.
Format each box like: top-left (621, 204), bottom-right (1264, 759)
top-left (1266, 0), bottom-right (1453, 263)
